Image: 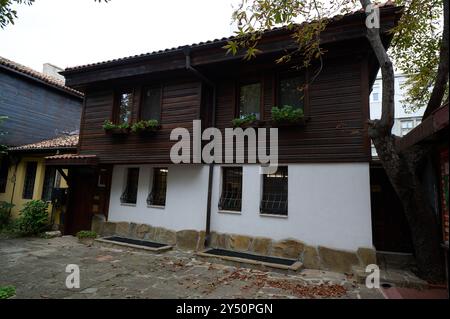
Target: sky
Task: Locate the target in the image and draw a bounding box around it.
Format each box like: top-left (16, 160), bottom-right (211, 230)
top-left (0, 0), bottom-right (238, 72)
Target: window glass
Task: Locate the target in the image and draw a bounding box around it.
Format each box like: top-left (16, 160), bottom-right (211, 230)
top-left (41, 167), bottom-right (56, 201)
top-left (261, 166), bottom-right (288, 215)
top-left (239, 83), bottom-right (261, 120)
top-left (279, 76), bottom-right (304, 110)
top-left (141, 87), bottom-right (161, 121)
top-left (147, 168), bottom-right (168, 206)
top-left (121, 168), bottom-right (139, 204)
top-left (218, 167), bottom-right (242, 211)
top-left (22, 162), bottom-right (37, 199)
top-left (117, 91), bottom-right (133, 124)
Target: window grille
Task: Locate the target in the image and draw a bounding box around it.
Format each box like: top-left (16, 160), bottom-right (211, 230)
top-left (218, 167), bottom-right (242, 211)
top-left (260, 166), bottom-right (288, 215)
top-left (147, 168), bottom-right (167, 206)
top-left (120, 168), bottom-right (139, 204)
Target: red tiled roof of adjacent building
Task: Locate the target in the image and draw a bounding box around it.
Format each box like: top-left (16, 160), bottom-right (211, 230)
top-left (0, 56), bottom-right (83, 98)
top-left (8, 134), bottom-right (79, 152)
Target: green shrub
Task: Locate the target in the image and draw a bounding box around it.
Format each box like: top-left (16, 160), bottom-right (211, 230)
top-left (102, 120), bottom-right (130, 131)
top-left (231, 114), bottom-right (257, 127)
top-left (0, 201), bottom-right (14, 228)
top-left (271, 105), bottom-right (304, 123)
top-left (76, 230), bottom-right (97, 239)
top-left (0, 286), bottom-right (16, 299)
top-left (131, 119), bottom-right (159, 133)
top-left (16, 200), bottom-right (49, 235)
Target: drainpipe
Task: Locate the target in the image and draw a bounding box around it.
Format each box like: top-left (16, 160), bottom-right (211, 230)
top-left (183, 47), bottom-right (216, 247)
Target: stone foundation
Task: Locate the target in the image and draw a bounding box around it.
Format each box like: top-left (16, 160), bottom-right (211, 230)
top-left (91, 216), bottom-right (376, 273)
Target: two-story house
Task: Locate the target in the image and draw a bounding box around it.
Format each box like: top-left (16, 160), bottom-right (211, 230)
top-left (46, 4), bottom-right (402, 272)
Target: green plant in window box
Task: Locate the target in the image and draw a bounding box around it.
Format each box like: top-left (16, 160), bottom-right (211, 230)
top-left (102, 120), bottom-right (130, 135)
top-left (231, 114), bottom-right (258, 128)
top-left (131, 119), bottom-right (160, 134)
top-left (76, 230), bottom-right (97, 245)
top-left (271, 105), bottom-right (304, 126)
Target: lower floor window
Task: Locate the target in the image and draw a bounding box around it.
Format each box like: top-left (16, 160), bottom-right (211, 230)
top-left (41, 167), bottom-right (57, 202)
top-left (219, 167), bottom-right (242, 211)
top-left (147, 168), bottom-right (168, 206)
top-left (260, 166), bottom-right (288, 215)
top-left (121, 168), bottom-right (139, 204)
top-left (22, 161), bottom-right (38, 199)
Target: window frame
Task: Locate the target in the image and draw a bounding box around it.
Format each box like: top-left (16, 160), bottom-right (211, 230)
top-left (41, 166), bottom-right (57, 202)
top-left (112, 88), bottom-right (134, 125)
top-left (139, 84), bottom-right (163, 122)
top-left (0, 158), bottom-right (9, 193)
top-left (260, 166), bottom-right (288, 216)
top-left (274, 70), bottom-right (310, 118)
top-left (147, 167), bottom-right (168, 207)
top-left (22, 161), bottom-right (38, 200)
top-left (235, 78), bottom-right (264, 120)
top-left (120, 167), bottom-right (140, 205)
top-left (218, 166), bottom-right (243, 212)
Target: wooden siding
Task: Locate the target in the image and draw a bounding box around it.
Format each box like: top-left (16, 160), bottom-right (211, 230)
top-left (78, 78), bottom-right (202, 163)
top-left (214, 55), bottom-right (370, 163)
top-left (0, 70), bottom-right (82, 147)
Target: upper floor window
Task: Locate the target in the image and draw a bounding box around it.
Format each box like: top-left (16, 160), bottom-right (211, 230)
top-left (141, 86), bottom-right (161, 121)
top-left (219, 167), bottom-right (242, 211)
top-left (239, 82), bottom-right (261, 120)
top-left (400, 120), bottom-right (414, 136)
top-left (260, 166), bottom-right (288, 216)
top-left (147, 168), bottom-right (168, 207)
top-left (115, 90), bottom-right (133, 124)
top-left (22, 161), bottom-right (37, 199)
top-left (120, 167), bottom-right (139, 205)
top-left (278, 75), bottom-right (305, 111)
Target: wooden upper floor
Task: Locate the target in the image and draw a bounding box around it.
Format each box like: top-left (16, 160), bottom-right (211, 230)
top-left (62, 5), bottom-right (402, 164)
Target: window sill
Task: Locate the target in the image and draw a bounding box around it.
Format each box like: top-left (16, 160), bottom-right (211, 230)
top-left (120, 202), bottom-right (136, 207)
top-left (259, 213), bottom-right (288, 219)
top-left (218, 210), bottom-right (241, 215)
top-left (147, 205), bottom-right (165, 210)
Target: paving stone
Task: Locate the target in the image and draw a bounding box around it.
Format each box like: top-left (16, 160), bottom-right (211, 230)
top-left (229, 234), bottom-right (252, 251)
top-left (115, 222), bottom-right (130, 237)
top-left (249, 237), bottom-right (272, 255)
top-left (303, 245), bottom-right (320, 269)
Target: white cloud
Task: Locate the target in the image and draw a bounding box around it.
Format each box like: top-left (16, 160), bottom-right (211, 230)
top-left (0, 0), bottom-right (238, 71)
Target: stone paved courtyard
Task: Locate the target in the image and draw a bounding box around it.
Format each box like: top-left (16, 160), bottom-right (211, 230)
top-left (0, 236), bottom-right (385, 299)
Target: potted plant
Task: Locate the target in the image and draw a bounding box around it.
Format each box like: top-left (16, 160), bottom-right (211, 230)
top-left (76, 230), bottom-right (97, 246)
top-left (231, 114), bottom-right (258, 128)
top-left (271, 105), bottom-right (305, 127)
top-left (131, 119), bottom-right (160, 135)
top-left (102, 120), bottom-right (130, 135)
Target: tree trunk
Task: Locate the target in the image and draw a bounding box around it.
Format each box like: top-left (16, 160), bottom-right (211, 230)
top-left (361, 0), bottom-right (445, 282)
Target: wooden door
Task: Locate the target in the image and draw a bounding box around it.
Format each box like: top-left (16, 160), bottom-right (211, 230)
top-left (65, 167), bottom-right (96, 235)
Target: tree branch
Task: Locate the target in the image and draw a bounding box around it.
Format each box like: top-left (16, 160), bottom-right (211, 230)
top-left (423, 0), bottom-right (449, 118)
top-left (360, 0), bottom-right (395, 133)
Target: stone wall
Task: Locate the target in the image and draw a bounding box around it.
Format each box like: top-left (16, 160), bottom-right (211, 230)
top-left (92, 215), bottom-right (376, 273)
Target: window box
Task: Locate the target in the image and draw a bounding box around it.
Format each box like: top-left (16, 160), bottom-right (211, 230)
top-left (269, 117), bottom-right (307, 128)
top-left (131, 120), bottom-right (161, 136)
top-left (105, 127), bottom-right (131, 136)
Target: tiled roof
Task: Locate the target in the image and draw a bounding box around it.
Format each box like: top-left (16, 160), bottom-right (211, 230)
top-left (8, 134), bottom-right (79, 152)
top-left (63, 1), bottom-right (397, 73)
top-left (44, 154), bottom-right (96, 160)
top-left (0, 56), bottom-right (83, 97)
